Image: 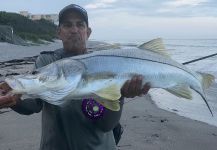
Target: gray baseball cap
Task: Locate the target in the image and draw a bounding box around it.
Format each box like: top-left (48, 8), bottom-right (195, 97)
top-left (59, 4), bottom-right (88, 26)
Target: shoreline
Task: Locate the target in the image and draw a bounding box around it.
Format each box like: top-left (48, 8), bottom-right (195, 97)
top-left (149, 84), bottom-right (217, 128)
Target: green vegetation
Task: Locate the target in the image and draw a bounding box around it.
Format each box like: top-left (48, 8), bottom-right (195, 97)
top-left (0, 11), bottom-right (57, 43)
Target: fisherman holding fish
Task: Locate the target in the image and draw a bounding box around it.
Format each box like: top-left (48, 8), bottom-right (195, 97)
top-left (0, 4), bottom-right (151, 150)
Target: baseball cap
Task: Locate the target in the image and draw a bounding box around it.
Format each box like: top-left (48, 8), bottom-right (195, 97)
top-left (59, 4), bottom-right (88, 26)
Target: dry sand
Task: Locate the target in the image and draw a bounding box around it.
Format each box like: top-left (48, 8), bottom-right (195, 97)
top-left (1, 42), bottom-right (217, 150)
top-left (1, 95), bottom-right (217, 150)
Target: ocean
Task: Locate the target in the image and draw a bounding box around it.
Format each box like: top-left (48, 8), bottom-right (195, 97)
top-left (120, 38), bottom-right (217, 127)
top-left (1, 39), bottom-right (217, 127)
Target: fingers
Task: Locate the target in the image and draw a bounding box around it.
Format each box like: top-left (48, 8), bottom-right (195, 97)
top-left (0, 82), bottom-right (11, 93)
top-left (121, 80), bottom-right (130, 97)
top-left (0, 100), bottom-right (16, 109)
top-left (0, 94), bottom-right (20, 109)
top-left (0, 89), bottom-right (7, 95)
top-left (0, 95), bottom-right (13, 109)
top-left (142, 82), bottom-right (151, 95)
top-left (0, 95), bottom-right (11, 105)
top-left (128, 76), bottom-right (143, 97)
top-left (121, 75), bottom-right (147, 98)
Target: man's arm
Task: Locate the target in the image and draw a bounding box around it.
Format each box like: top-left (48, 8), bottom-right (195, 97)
top-left (10, 98), bottom-right (43, 115)
top-left (0, 54), bottom-right (52, 114)
top-left (0, 80), bottom-right (43, 115)
top-left (95, 75), bottom-right (150, 132)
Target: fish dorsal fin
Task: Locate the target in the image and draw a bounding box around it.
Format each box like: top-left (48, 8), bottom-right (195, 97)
top-left (94, 84), bottom-right (121, 101)
top-left (138, 38), bottom-right (170, 57)
top-left (197, 72), bottom-right (215, 89)
top-left (166, 84), bottom-right (192, 99)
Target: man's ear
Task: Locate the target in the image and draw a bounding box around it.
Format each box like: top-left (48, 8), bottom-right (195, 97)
top-left (57, 27), bottom-right (61, 39)
top-left (87, 27), bottom-right (92, 38)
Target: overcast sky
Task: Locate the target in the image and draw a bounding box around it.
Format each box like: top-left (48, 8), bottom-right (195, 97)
top-left (1, 0), bottom-right (217, 41)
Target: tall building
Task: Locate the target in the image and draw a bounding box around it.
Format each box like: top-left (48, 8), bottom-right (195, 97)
top-left (19, 11), bottom-right (58, 25)
top-left (19, 11), bottom-right (30, 17)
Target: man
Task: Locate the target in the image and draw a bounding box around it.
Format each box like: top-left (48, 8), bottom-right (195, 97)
top-left (0, 4), bottom-right (150, 150)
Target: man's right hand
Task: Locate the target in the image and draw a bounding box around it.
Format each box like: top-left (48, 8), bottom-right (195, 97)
top-left (0, 82), bottom-right (21, 109)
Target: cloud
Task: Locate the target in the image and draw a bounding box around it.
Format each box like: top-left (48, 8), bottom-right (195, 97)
top-left (89, 10), bottom-right (217, 40)
top-left (156, 0), bottom-right (212, 15)
top-left (165, 0), bottom-right (208, 7)
top-left (101, 0), bottom-right (117, 3)
top-left (85, 0), bottom-right (217, 18)
top-left (85, 0), bottom-right (117, 9)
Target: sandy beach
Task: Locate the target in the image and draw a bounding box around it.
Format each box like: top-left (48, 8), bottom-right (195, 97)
top-left (1, 41), bottom-right (217, 150)
top-left (1, 95), bottom-right (217, 150)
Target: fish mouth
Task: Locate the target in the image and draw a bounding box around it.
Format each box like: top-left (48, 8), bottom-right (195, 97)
top-left (5, 77), bottom-right (25, 93)
top-left (5, 75), bottom-right (38, 93)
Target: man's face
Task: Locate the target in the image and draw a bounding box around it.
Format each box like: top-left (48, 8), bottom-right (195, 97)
top-left (58, 11), bottom-right (91, 54)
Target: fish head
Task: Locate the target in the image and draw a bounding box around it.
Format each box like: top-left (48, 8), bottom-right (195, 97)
top-left (5, 63), bottom-right (60, 94)
top-left (5, 74), bottom-right (44, 94)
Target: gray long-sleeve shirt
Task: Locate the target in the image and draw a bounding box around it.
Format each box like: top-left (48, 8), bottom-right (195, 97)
top-left (12, 49), bottom-right (118, 150)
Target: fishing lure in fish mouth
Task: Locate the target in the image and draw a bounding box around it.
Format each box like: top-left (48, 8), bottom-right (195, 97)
top-left (82, 98), bottom-right (105, 120)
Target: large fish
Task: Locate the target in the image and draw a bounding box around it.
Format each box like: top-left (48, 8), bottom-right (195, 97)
top-left (5, 38), bottom-right (215, 115)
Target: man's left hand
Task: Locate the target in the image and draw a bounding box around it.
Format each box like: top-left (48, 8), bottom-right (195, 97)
top-left (121, 75), bottom-right (150, 98)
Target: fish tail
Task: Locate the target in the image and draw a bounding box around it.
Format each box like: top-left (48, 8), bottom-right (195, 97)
top-left (195, 90), bottom-right (213, 116)
top-left (194, 72), bottom-right (215, 116)
top-left (197, 72), bottom-right (215, 89)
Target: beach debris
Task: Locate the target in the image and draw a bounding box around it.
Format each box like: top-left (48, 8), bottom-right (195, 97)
top-left (131, 115), bottom-right (140, 119)
top-left (172, 109), bottom-right (178, 112)
top-left (212, 133), bottom-right (217, 136)
top-left (5, 73), bottom-right (20, 77)
top-left (4, 38), bottom-right (215, 115)
top-left (151, 133), bottom-right (160, 138)
top-left (160, 119), bottom-right (168, 123)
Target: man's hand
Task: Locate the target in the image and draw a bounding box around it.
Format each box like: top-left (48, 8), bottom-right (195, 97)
top-left (121, 75), bottom-right (150, 98)
top-left (0, 82), bottom-right (11, 94)
top-left (0, 82), bottom-right (20, 109)
top-left (0, 94), bottom-right (20, 109)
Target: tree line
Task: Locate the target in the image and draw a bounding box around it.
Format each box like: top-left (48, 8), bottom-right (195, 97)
top-left (0, 11), bottom-right (57, 43)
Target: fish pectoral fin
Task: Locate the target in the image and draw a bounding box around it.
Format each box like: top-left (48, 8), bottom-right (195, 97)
top-left (95, 98), bottom-right (120, 111)
top-left (94, 84), bottom-right (121, 101)
top-left (166, 85), bottom-right (192, 100)
top-left (138, 38), bottom-right (170, 57)
top-left (197, 72), bottom-right (215, 89)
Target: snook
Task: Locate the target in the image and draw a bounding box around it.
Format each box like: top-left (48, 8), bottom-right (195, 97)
top-left (5, 38), bottom-right (215, 115)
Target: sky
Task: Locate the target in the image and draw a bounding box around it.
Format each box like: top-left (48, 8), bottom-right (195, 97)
top-left (1, 0), bottom-right (217, 41)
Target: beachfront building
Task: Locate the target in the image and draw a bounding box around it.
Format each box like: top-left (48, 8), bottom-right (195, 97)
top-left (19, 11), bottom-right (58, 25)
top-left (20, 11), bottom-right (30, 18)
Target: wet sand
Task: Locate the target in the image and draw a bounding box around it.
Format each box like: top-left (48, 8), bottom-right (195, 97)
top-left (1, 42), bottom-right (217, 150)
top-left (119, 95), bottom-right (217, 150)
